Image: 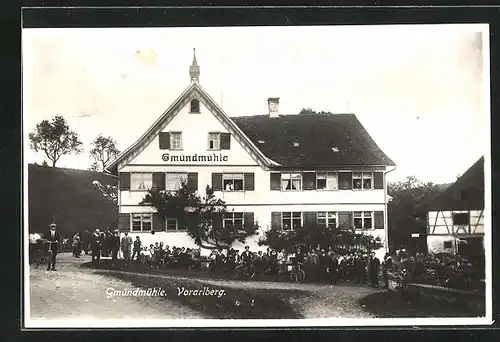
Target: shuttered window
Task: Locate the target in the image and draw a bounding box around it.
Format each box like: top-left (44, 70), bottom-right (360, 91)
top-left (220, 133), bottom-right (231, 150)
top-left (303, 172), bottom-right (316, 190)
top-left (152, 172), bottom-right (165, 190)
top-left (212, 173), bottom-right (223, 191)
top-left (338, 172), bottom-right (352, 190)
top-left (166, 172), bottom-right (187, 191)
top-left (270, 172), bottom-right (281, 190)
top-left (244, 173), bottom-right (255, 191)
top-left (187, 172), bottom-right (198, 191)
top-left (374, 211), bottom-right (384, 229)
top-left (119, 172), bottom-right (130, 190)
top-left (338, 212), bottom-right (352, 230)
top-left (159, 132), bottom-right (170, 149)
top-left (271, 212), bottom-right (281, 229)
top-left (373, 172), bottom-right (384, 189)
top-left (118, 213), bottom-right (130, 231)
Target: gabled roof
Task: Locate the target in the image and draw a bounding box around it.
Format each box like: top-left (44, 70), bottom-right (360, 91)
top-left (105, 83), bottom-right (276, 174)
top-left (428, 156), bottom-right (485, 211)
top-left (231, 114), bottom-right (395, 167)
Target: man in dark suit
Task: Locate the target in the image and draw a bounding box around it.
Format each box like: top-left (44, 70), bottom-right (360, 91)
top-left (43, 223), bottom-right (61, 271)
top-left (91, 229), bottom-right (102, 266)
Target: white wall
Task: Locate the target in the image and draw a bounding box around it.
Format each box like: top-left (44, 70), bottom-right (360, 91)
top-left (427, 235), bottom-right (457, 254)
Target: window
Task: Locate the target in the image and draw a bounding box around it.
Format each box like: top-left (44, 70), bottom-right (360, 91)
top-left (223, 173), bottom-right (244, 191)
top-left (190, 99), bottom-right (200, 113)
top-left (281, 173), bottom-right (302, 191)
top-left (317, 212), bottom-right (338, 229)
top-left (130, 173), bottom-right (153, 191)
top-left (282, 212), bottom-right (302, 231)
top-left (208, 133), bottom-right (220, 150)
top-left (170, 132), bottom-right (182, 150)
top-left (131, 213), bottom-right (152, 231)
top-left (166, 172), bottom-right (188, 190)
top-left (316, 172), bottom-right (338, 190)
top-left (223, 212), bottom-right (244, 230)
top-left (444, 241), bottom-right (453, 249)
top-left (452, 212), bottom-right (470, 226)
top-left (353, 211), bottom-right (373, 230)
top-left (353, 172), bottom-right (373, 190)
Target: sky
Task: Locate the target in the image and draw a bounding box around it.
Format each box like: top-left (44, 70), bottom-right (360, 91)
top-left (22, 24), bottom-right (489, 184)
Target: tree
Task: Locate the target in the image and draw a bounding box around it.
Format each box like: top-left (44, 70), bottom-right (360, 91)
top-left (29, 115), bottom-right (83, 167)
top-left (92, 180), bottom-right (118, 204)
top-left (89, 135), bottom-right (120, 172)
top-left (141, 184), bottom-right (259, 250)
top-left (388, 176), bottom-right (445, 253)
top-left (258, 223), bottom-right (383, 255)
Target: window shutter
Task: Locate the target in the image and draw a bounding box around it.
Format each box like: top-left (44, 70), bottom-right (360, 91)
top-left (159, 132), bottom-right (170, 149)
top-left (303, 172), bottom-right (316, 190)
top-left (338, 211), bottom-right (352, 229)
top-left (338, 172), bottom-right (353, 190)
top-left (220, 133), bottom-right (231, 150)
top-left (374, 172), bottom-right (384, 190)
top-left (271, 212), bottom-right (282, 229)
top-left (212, 173), bottom-right (222, 191)
top-left (152, 172), bottom-right (165, 190)
top-left (244, 173), bottom-right (255, 191)
top-left (187, 172), bottom-right (198, 191)
top-left (270, 172), bottom-right (281, 190)
top-left (244, 212), bottom-right (255, 229)
top-left (118, 213), bottom-right (130, 232)
top-left (153, 212), bottom-right (164, 232)
top-left (119, 172), bottom-right (130, 190)
top-left (303, 212), bottom-right (317, 227)
top-left (374, 211), bottom-right (384, 229)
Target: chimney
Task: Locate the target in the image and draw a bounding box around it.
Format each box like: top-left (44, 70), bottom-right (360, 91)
top-left (267, 97), bottom-right (280, 118)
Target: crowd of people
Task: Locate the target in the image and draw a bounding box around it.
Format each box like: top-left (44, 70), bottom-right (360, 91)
top-left (30, 224), bottom-right (484, 290)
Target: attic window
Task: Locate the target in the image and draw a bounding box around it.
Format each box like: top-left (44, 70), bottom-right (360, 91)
top-left (190, 99), bottom-right (200, 113)
top-left (293, 142), bottom-right (300, 147)
top-left (332, 147), bottom-right (339, 152)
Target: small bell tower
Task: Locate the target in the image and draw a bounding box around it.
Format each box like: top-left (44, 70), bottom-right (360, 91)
top-left (189, 48), bottom-right (200, 83)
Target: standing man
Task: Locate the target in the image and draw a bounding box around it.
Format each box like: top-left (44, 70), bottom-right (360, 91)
top-left (111, 229), bottom-right (121, 266)
top-left (369, 251), bottom-right (381, 287)
top-left (43, 223), bottom-right (61, 271)
top-left (91, 229), bottom-right (102, 266)
top-left (121, 231), bottom-right (133, 266)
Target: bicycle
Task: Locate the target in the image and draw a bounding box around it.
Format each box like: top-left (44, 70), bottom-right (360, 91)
top-left (34, 240), bottom-right (57, 270)
top-left (288, 262), bottom-right (306, 283)
top-left (231, 262), bottom-right (256, 280)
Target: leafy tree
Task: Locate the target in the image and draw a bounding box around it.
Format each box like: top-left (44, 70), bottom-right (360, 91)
top-left (89, 135), bottom-right (120, 171)
top-left (258, 223), bottom-right (383, 255)
top-left (388, 176), bottom-right (446, 252)
top-left (29, 115), bottom-right (83, 167)
top-left (141, 184), bottom-right (259, 250)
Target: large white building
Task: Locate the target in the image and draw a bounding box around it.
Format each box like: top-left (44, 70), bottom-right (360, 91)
top-left (106, 49), bottom-right (396, 257)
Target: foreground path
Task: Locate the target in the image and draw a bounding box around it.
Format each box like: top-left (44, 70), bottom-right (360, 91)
top-left (29, 253), bottom-right (381, 320)
top-left (28, 253), bottom-right (206, 320)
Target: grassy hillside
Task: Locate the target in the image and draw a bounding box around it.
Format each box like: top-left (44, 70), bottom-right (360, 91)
top-left (28, 164), bottom-right (118, 237)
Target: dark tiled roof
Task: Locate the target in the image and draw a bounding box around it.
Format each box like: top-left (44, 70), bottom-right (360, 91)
top-left (429, 156), bottom-right (485, 211)
top-left (231, 113), bottom-right (396, 167)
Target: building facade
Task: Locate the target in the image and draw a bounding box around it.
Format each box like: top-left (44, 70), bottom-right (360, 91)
top-left (106, 50), bottom-right (396, 258)
top-left (426, 157), bottom-right (485, 256)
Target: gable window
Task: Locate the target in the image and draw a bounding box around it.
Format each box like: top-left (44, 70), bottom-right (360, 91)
top-left (282, 212), bottom-right (302, 231)
top-left (131, 213), bottom-right (152, 232)
top-left (208, 132), bottom-right (220, 150)
top-left (190, 99), bottom-right (200, 113)
top-left (353, 172), bottom-right (373, 190)
top-left (170, 132), bottom-right (182, 150)
top-left (317, 172), bottom-right (338, 190)
top-left (452, 212), bottom-right (470, 226)
top-left (223, 212), bottom-right (244, 230)
top-left (223, 173), bottom-right (244, 191)
top-left (317, 212), bottom-right (338, 229)
top-left (353, 211), bottom-right (373, 230)
top-left (130, 173), bottom-right (153, 191)
top-left (281, 173), bottom-right (302, 191)
top-left (166, 172), bottom-right (188, 191)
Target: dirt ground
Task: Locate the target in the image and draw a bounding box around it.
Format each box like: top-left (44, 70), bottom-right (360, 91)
top-left (28, 253), bottom-right (382, 321)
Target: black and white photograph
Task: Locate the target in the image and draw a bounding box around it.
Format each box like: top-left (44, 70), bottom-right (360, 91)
top-left (23, 23), bottom-right (491, 327)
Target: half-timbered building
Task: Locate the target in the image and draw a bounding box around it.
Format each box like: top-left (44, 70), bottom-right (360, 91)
top-left (426, 156), bottom-right (485, 257)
